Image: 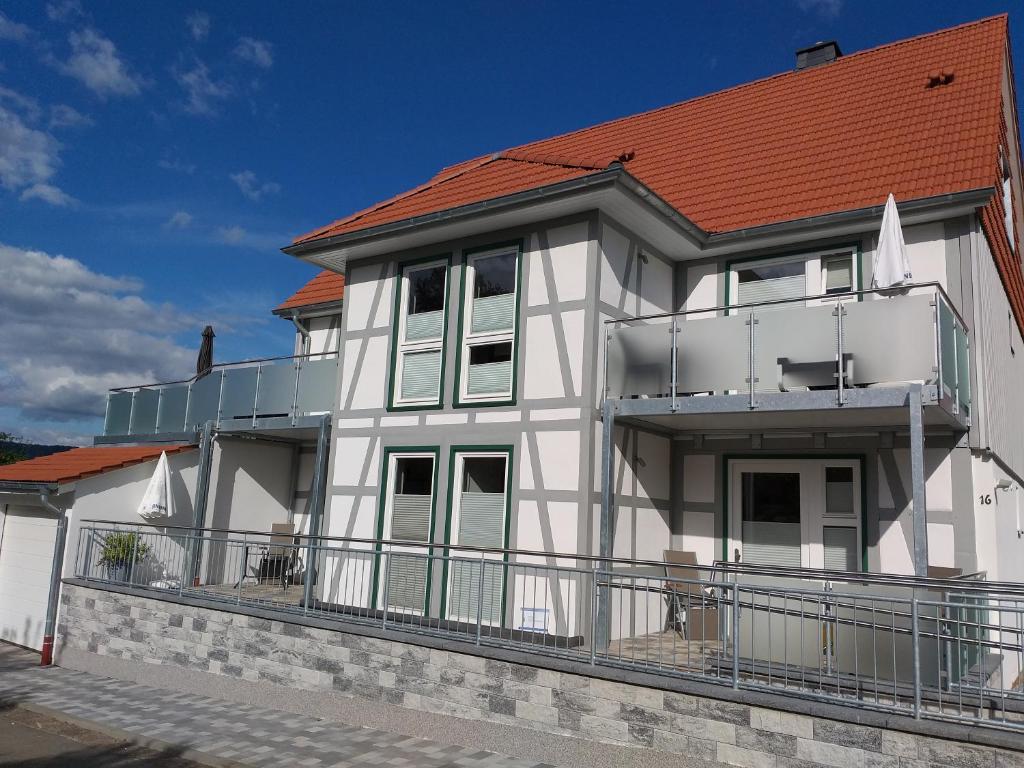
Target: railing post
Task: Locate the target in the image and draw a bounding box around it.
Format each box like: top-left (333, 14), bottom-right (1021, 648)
top-left (835, 302), bottom-right (846, 406)
top-left (183, 381), bottom-right (193, 431)
top-left (590, 563), bottom-right (599, 665)
top-left (951, 316), bottom-right (960, 417)
top-left (932, 296), bottom-right (944, 400)
top-left (381, 548), bottom-right (391, 629)
top-left (290, 356), bottom-right (302, 426)
top-left (670, 317), bottom-right (678, 413)
top-left (127, 390), bottom-right (138, 435)
top-left (912, 596), bottom-right (922, 719)
top-left (102, 393), bottom-right (112, 436)
top-left (237, 534), bottom-right (247, 605)
top-left (216, 370), bottom-right (226, 428)
top-left (476, 556), bottom-right (487, 645)
top-left (746, 311), bottom-right (757, 410)
top-left (154, 388), bottom-right (164, 434)
top-left (83, 527), bottom-right (95, 579)
top-left (731, 584), bottom-right (741, 688)
top-left (252, 363), bottom-right (263, 428)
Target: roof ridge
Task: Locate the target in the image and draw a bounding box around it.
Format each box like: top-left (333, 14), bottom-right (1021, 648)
top-left (507, 14), bottom-right (1009, 157)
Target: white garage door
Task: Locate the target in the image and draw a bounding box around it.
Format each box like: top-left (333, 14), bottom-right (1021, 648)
top-left (0, 507), bottom-right (58, 651)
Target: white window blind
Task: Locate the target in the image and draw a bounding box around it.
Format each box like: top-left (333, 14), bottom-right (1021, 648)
top-left (400, 350), bottom-right (441, 400)
top-left (824, 258), bottom-right (853, 294)
top-left (471, 294), bottom-right (515, 333)
top-left (737, 274), bottom-right (806, 306)
top-left (823, 526), bottom-right (858, 571)
top-left (467, 361), bottom-right (512, 395)
top-left (406, 310), bottom-right (444, 341)
top-left (741, 521), bottom-right (801, 567)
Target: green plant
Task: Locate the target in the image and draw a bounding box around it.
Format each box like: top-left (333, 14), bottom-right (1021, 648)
top-left (98, 532), bottom-right (151, 568)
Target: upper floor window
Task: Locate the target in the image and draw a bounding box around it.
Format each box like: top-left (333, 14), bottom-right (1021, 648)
top-left (390, 257), bottom-right (450, 409)
top-left (728, 247), bottom-right (858, 312)
top-left (456, 244), bottom-right (521, 405)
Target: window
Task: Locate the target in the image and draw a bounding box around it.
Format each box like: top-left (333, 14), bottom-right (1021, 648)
top-left (445, 449), bottom-right (511, 625)
top-left (456, 245), bottom-right (521, 404)
top-left (740, 472), bottom-right (802, 568)
top-left (729, 248), bottom-right (857, 311)
top-left (378, 451), bottom-right (437, 614)
top-left (391, 258), bottom-right (449, 408)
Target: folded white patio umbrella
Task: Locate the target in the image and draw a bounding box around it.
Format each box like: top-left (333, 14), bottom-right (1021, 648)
top-left (871, 193), bottom-right (912, 289)
top-left (138, 451), bottom-right (174, 521)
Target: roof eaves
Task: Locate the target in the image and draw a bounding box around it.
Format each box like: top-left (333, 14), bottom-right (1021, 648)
top-left (271, 298), bottom-right (345, 318)
top-left (0, 480), bottom-right (59, 494)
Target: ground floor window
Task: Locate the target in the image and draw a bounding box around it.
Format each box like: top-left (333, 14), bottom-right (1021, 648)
top-left (444, 448), bottom-right (512, 626)
top-left (377, 449), bottom-right (438, 614)
top-left (727, 458), bottom-right (862, 571)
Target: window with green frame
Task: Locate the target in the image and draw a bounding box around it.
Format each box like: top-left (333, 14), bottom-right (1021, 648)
top-left (378, 451), bottom-right (437, 614)
top-left (390, 258), bottom-right (449, 408)
top-left (456, 244), bottom-right (520, 404)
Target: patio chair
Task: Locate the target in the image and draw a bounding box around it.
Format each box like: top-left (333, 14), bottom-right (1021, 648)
top-left (257, 523), bottom-right (298, 589)
top-left (664, 550), bottom-right (719, 641)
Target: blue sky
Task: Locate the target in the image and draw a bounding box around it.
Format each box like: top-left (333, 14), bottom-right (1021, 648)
top-left (0, 0), bottom-right (1020, 444)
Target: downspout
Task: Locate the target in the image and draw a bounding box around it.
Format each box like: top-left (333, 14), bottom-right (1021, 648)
top-left (290, 311), bottom-right (310, 356)
top-left (38, 489), bottom-right (67, 667)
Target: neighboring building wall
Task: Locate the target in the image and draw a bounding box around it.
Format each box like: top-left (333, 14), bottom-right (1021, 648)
top-left (205, 439), bottom-right (293, 534)
top-left (324, 213), bottom-right (601, 629)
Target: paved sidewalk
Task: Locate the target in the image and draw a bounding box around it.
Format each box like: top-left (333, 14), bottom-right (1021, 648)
top-left (0, 660), bottom-right (554, 768)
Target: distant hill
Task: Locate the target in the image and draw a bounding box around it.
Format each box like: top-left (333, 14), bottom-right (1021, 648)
top-left (0, 440), bottom-right (74, 463)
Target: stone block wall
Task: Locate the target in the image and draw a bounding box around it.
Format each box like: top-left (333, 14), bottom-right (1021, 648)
top-left (57, 583), bottom-right (1021, 768)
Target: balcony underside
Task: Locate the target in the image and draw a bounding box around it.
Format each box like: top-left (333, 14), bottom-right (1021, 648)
top-left (610, 384), bottom-right (967, 433)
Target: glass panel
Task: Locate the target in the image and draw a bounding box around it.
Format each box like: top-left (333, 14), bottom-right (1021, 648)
top-left (473, 252), bottom-right (516, 298)
top-left (755, 303), bottom-right (837, 392)
top-left (824, 256), bottom-right (854, 294)
top-left (844, 294), bottom-right (936, 386)
top-left (400, 350), bottom-right (441, 400)
top-left (219, 367), bottom-right (258, 420)
top-left (105, 392), bottom-right (133, 435)
top-left (295, 357), bottom-right (337, 414)
top-left (938, 301), bottom-right (956, 396)
top-left (823, 526), bottom-right (858, 571)
top-left (406, 310), bottom-right (443, 341)
top-left (675, 314), bottom-right (749, 395)
top-left (736, 260), bottom-right (805, 306)
top-left (825, 466), bottom-right (855, 517)
top-left (186, 373), bottom-right (221, 428)
top-left (255, 361), bottom-right (298, 417)
top-left (408, 265), bottom-right (446, 315)
top-left (607, 322), bottom-right (673, 398)
top-left (129, 388), bottom-right (159, 435)
top-left (155, 384), bottom-right (188, 433)
top-left (471, 293), bottom-right (515, 333)
top-left (467, 343), bottom-right (512, 395)
top-left (741, 472), bottom-right (801, 567)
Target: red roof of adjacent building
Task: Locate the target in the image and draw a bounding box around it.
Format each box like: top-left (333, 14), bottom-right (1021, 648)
top-left (294, 16), bottom-right (1011, 245)
top-left (276, 270), bottom-right (345, 312)
top-left (0, 445), bottom-right (195, 485)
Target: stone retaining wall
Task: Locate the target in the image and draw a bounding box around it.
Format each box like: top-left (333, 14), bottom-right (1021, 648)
top-left (57, 583), bottom-right (1022, 768)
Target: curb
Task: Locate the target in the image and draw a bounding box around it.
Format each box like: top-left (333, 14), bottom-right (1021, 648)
top-left (13, 700), bottom-right (248, 768)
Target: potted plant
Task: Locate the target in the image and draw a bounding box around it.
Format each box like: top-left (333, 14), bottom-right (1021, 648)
top-left (99, 532), bottom-right (150, 583)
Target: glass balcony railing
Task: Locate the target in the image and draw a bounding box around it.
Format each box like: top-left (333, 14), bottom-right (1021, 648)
top-left (103, 352), bottom-right (339, 437)
top-left (605, 284), bottom-right (970, 419)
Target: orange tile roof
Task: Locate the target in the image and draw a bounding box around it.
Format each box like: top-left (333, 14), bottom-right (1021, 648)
top-left (294, 15), bottom-right (1010, 245)
top-left (276, 270), bottom-right (345, 312)
top-left (0, 444), bottom-right (195, 485)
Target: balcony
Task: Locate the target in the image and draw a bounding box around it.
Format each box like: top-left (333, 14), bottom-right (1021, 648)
top-left (605, 283), bottom-right (970, 430)
top-left (102, 352), bottom-right (339, 438)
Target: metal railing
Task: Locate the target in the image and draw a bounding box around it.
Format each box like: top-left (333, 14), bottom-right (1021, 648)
top-left (103, 351), bottom-right (339, 436)
top-left (72, 520), bottom-right (1024, 731)
top-left (604, 283), bottom-right (971, 419)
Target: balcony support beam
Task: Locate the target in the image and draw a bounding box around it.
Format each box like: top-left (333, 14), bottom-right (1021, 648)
top-left (596, 399), bottom-right (616, 651)
top-left (909, 384), bottom-right (930, 577)
top-left (188, 420), bottom-right (216, 586)
top-left (302, 414), bottom-right (332, 612)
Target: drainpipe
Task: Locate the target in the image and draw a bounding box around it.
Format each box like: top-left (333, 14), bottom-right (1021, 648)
top-left (38, 489), bottom-right (67, 667)
top-left (290, 312), bottom-right (310, 356)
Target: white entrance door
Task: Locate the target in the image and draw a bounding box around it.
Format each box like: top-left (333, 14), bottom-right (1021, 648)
top-left (0, 507), bottom-right (58, 651)
top-left (728, 459), bottom-right (861, 571)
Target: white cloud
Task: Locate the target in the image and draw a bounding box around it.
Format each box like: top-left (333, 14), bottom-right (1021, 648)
top-left (0, 103), bottom-right (74, 206)
top-left (795, 0), bottom-right (842, 17)
top-left (0, 85), bottom-right (41, 121)
top-left (60, 28), bottom-right (146, 98)
top-left (46, 0), bottom-right (84, 23)
top-left (164, 210), bottom-right (193, 229)
top-left (230, 169), bottom-right (280, 201)
top-left (0, 242), bottom-right (196, 424)
top-left (20, 183), bottom-right (76, 206)
top-left (49, 103), bottom-right (93, 129)
top-left (0, 11), bottom-right (31, 41)
top-left (185, 11), bottom-right (210, 42)
top-left (157, 155), bottom-right (196, 174)
top-left (174, 58), bottom-right (231, 115)
top-left (217, 225), bottom-right (247, 244)
top-left (233, 37), bottom-right (273, 69)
